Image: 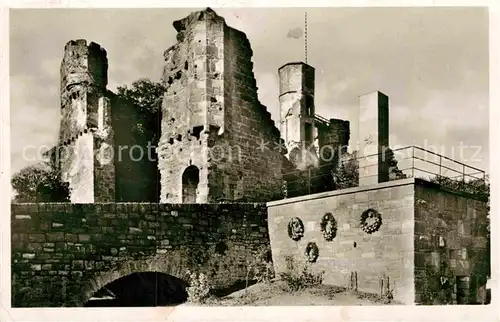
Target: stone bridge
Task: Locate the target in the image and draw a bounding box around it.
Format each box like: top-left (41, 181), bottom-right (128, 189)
top-left (11, 203), bottom-right (269, 307)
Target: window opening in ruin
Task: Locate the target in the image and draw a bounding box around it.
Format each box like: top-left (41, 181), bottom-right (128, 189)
top-left (175, 71), bottom-right (182, 80)
top-left (167, 77), bottom-right (173, 85)
top-left (210, 96), bottom-right (217, 103)
top-left (182, 165), bottom-right (200, 203)
top-left (305, 95), bottom-right (314, 116)
top-left (305, 122), bottom-right (313, 143)
top-left (191, 126), bottom-right (204, 140)
top-left (169, 138), bottom-right (174, 144)
top-left (98, 97), bottom-right (104, 130)
top-left (176, 134), bottom-right (182, 141)
top-left (184, 61), bottom-right (188, 70)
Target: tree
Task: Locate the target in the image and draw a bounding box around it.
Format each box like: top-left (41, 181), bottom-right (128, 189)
top-left (115, 78), bottom-right (165, 147)
top-left (332, 151), bottom-right (359, 189)
top-left (331, 148), bottom-right (406, 190)
top-left (11, 160), bottom-right (69, 203)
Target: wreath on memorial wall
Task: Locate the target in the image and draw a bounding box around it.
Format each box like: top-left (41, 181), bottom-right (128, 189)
top-left (360, 209), bottom-right (382, 234)
top-left (305, 242), bottom-right (319, 263)
top-left (287, 217), bottom-right (305, 241)
top-left (320, 212), bottom-right (338, 241)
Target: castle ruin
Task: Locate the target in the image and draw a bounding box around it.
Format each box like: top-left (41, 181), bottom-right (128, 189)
top-left (56, 8), bottom-right (395, 204)
top-left (12, 8), bottom-right (489, 307)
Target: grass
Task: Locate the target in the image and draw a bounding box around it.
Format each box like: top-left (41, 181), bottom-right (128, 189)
top-left (185, 281), bottom-right (402, 306)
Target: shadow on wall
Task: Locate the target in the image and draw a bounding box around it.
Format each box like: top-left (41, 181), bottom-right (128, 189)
top-left (84, 272), bottom-right (188, 307)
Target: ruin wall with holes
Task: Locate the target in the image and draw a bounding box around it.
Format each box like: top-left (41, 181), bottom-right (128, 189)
top-left (267, 177), bottom-right (489, 305)
top-left (158, 9), bottom-right (288, 204)
top-left (11, 202), bottom-right (269, 307)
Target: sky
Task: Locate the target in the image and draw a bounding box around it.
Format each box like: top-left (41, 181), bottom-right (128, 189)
top-left (9, 7), bottom-right (489, 179)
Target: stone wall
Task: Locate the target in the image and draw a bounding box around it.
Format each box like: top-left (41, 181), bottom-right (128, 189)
top-left (414, 179), bottom-right (489, 304)
top-left (158, 8), bottom-right (286, 203)
top-left (267, 178), bottom-right (415, 304)
top-left (11, 202), bottom-right (269, 307)
top-left (316, 118), bottom-right (350, 163)
top-left (214, 21), bottom-right (285, 202)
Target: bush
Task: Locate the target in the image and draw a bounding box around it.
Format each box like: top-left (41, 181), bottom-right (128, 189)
top-left (185, 270), bottom-right (211, 304)
top-left (278, 256), bottom-right (324, 292)
top-left (246, 245), bottom-right (275, 286)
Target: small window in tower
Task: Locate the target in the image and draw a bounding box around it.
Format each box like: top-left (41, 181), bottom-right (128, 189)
top-left (97, 97), bottom-right (104, 130)
top-left (305, 122), bottom-right (313, 143)
top-left (305, 95), bottom-right (314, 116)
top-left (191, 126), bottom-right (204, 140)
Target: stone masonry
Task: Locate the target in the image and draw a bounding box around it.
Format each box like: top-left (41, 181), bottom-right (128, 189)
top-left (279, 62), bottom-right (318, 170)
top-left (11, 202), bottom-right (269, 307)
top-left (358, 91), bottom-right (390, 186)
top-left (159, 8), bottom-right (287, 203)
top-left (58, 40), bottom-right (115, 203)
top-left (57, 40), bottom-right (159, 203)
top-left (266, 178), bottom-right (489, 305)
top-left (54, 8), bottom-right (355, 204)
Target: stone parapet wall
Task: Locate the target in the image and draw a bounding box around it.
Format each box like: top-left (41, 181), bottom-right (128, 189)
top-left (11, 202), bottom-right (269, 307)
top-left (267, 179), bottom-right (416, 304)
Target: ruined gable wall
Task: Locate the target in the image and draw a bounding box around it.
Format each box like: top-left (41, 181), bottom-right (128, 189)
top-left (159, 13), bottom-right (213, 203)
top-left (159, 9), bottom-right (286, 203)
top-left (208, 19), bottom-right (285, 201)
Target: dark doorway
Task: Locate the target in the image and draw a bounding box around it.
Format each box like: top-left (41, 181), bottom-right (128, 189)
top-left (84, 272), bottom-right (188, 307)
top-left (182, 165), bottom-right (200, 203)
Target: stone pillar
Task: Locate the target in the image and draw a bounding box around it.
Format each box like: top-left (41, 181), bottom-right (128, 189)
top-left (358, 91), bottom-right (389, 186)
top-left (278, 62), bottom-right (318, 170)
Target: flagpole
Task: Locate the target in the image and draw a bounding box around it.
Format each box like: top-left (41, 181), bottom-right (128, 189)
top-left (305, 11), bottom-right (308, 64)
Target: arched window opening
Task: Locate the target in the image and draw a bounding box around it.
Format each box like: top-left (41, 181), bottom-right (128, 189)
top-left (84, 272), bottom-right (188, 307)
top-left (182, 165), bottom-right (200, 203)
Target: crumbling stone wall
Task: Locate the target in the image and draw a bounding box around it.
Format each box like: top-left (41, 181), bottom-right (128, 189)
top-left (267, 178), bottom-right (416, 304)
top-left (414, 180), bottom-right (489, 304)
top-left (159, 8), bottom-right (286, 203)
top-left (11, 202), bottom-right (269, 307)
top-left (58, 40), bottom-right (115, 203)
top-left (316, 118), bottom-right (350, 163)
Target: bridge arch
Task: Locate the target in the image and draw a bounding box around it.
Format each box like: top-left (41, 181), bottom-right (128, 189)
top-left (80, 254), bottom-right (187, 307)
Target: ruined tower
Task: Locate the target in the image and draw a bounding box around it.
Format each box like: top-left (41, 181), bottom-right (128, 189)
top-left (278, 62), bottom-right (319, 170)
top-left (58, 39), bottom-right (115, 203)
top-left (159, 8), bottom-right (286, 203)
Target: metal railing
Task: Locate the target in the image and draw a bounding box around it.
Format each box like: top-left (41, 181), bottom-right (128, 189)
top-left (314, 114), bottom-right (330, 125)
top-left (280, 145), bottom-right (487, 199)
